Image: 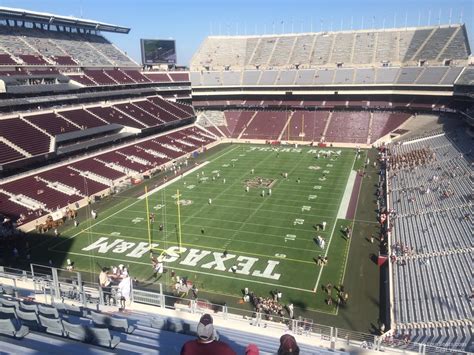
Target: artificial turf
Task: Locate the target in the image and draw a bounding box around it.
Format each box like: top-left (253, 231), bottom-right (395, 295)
top-left (32, 143), bottom-right (375, 319)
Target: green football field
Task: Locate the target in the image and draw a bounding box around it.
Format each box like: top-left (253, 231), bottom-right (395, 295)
top-left (45, 144), bottom-right (367, 314)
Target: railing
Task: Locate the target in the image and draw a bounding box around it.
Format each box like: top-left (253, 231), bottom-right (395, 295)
top-left (0, 265), bottom-right (470, 354)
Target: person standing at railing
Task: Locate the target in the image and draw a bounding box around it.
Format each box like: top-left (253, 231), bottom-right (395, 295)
top-left (99, 267), bottom-right (112, 305)
top-left (118, 270), bottom-right (132, 311)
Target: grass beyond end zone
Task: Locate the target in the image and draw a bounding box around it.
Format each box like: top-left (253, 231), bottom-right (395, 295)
top-left (44, 144), bottom-right (359, 314)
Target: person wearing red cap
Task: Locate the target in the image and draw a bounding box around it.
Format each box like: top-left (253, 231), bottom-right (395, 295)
top-left (245, 343), bottom-right (260, 355)
top-left (278, 334), bottom-right (300, 355)
top-left (181, 313), bottom-right (236, 355)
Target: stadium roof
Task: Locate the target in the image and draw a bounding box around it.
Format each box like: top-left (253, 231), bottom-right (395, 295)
top-left (0, 7), bottom-right (130, 34)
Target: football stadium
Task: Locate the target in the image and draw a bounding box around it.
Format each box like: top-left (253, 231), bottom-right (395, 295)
top-left (0, 1), bottom-right (472, 354)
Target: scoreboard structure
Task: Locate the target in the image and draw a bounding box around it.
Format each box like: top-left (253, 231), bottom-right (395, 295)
top-left (140, 39), bottom-right (176, 65)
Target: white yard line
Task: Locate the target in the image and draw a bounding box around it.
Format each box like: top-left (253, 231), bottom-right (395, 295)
top-left (51, 145), bottom-right (240, 251)
top-left (138, 161), bottom-right (210, 200)
top-left (124, 207), bottom-right (339, 219)
top-left (49, 197), bottom-right (144, 251)
top-left (72, 226), bottom-right (316, 254)
top-left (98, 219), bottom-right (331, 241)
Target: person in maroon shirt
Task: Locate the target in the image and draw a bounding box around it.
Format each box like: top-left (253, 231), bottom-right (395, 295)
top-left (180, 314), bottom-right (236, 355)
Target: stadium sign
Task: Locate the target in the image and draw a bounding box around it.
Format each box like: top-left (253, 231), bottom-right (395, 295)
top-left (82, 237), bottom-right (281, 280)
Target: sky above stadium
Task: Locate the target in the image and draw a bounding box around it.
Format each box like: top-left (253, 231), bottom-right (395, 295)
top-left (2, 0), bottom-right (473, 66)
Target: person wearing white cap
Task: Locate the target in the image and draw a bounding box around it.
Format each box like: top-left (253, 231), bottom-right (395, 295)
top-left (180, 313), bottom-right (236, 355)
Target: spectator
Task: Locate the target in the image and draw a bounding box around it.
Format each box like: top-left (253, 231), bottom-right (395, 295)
top-left (118, 271), bottom-right (132, 311)
top-left (287, 303), bottom-right (294, 319)
top-left (278, 334), bottom-right (300, 355)
top-left (99, 267), bottom-right (112, 305)
top-left (181, 314), bottom-right (236, 355)
top-left (66, 259), bottom-right (74, 271)
top-left (245, 343), bottom-right (259, 355)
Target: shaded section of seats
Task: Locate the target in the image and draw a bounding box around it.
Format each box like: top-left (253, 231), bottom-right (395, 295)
top-left (0, 142), bottom-right (25, 163)
top-left (0, 192), bottom-right (29, 220)
top-left (371, 113), bottom-right (411, 141)
top-left (0, 118), bottom-right (50, 155)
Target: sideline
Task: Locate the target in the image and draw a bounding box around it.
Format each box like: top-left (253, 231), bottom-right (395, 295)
top-left (337, 170), bottom-right (357, 219)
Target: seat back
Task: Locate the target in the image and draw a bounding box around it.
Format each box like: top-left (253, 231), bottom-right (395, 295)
top-left (16, 309), bottom-right (38, 322)
top-left (0, 297), bottom-right (19, 308)
top-left (39, 314), bottom-right (64, 335)
top-left (0, 306), bottom-right (17, 319)
top-left (110, 316), bottom-right (127, 329)
top-left (89, 327), bottom-right (112, 341)
top-left (62, 320), bottom-right (88, 341)
top-left (16, 309), bottom-right (40, 331)
top-left (20, 302), bottom-right (38, 313)
top-left (38, 304), bottom-right (59, 318)
top-left (0, 318), bottom-right (16, 334)
top-left (64, 303), bottom-right (84, 316)
top-left (52, 302), bottom-right (66, 312)
top-left (91, 311), bottom-right (109, 327)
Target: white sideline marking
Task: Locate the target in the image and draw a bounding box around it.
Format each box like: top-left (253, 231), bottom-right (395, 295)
top-left (335, 151), bottom-right (367, 315)
top-left (337, 170), bottom-right (357, 219)
top-left (138, 161), bottom-right (210, 200)
top-left (312, 152), bottom-right (358, 292)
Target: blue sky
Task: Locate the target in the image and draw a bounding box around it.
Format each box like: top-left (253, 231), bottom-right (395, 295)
top-left (1, 0), bottom-right (472, 66)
